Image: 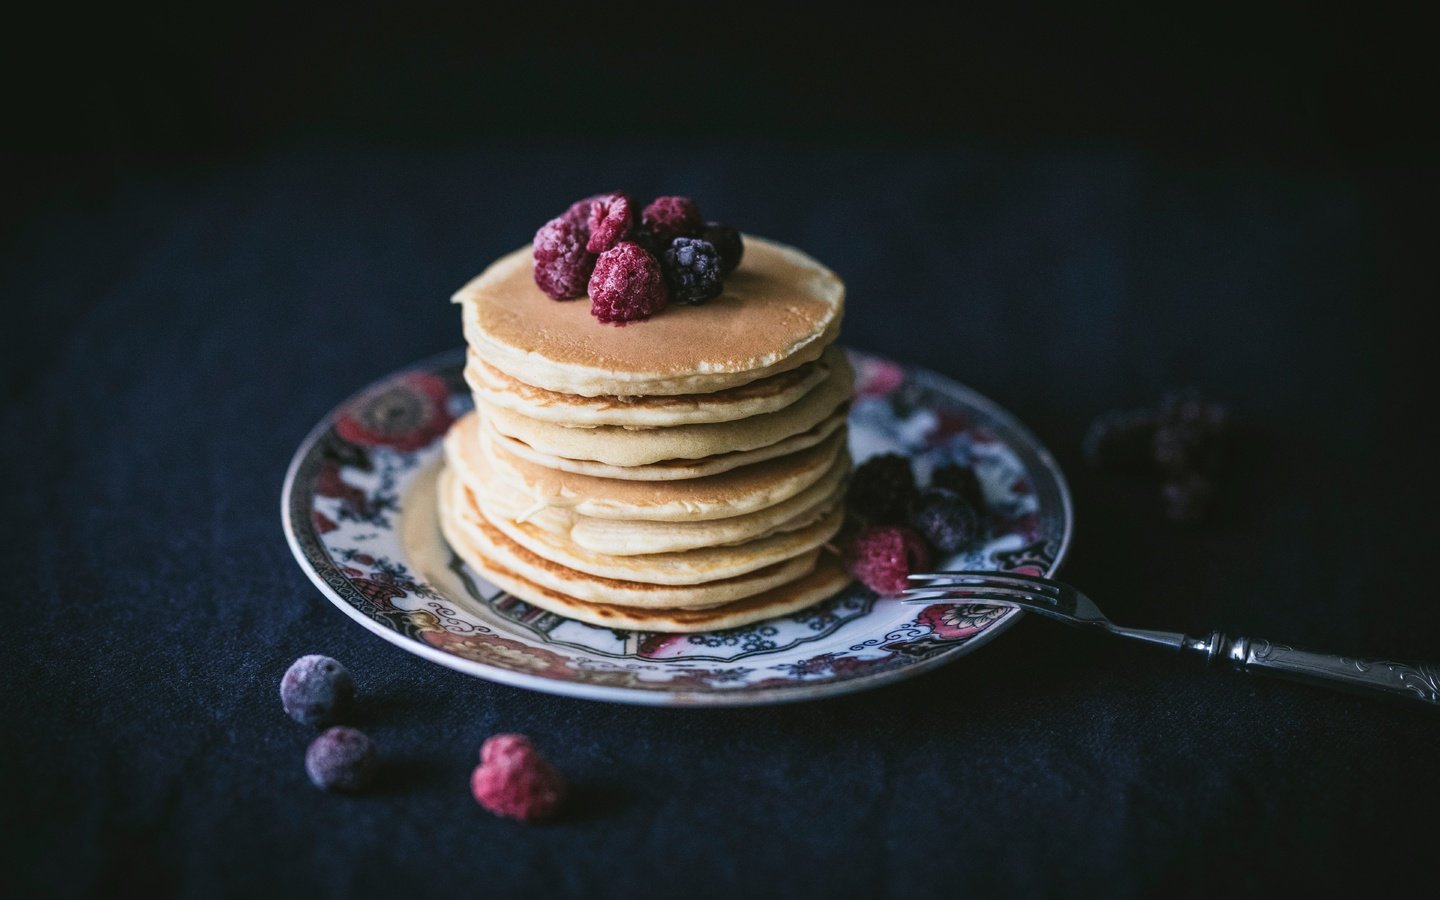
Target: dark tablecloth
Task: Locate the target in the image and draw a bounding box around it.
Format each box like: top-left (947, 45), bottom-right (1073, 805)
top-left (4, 141), bottom-right (1436, 898)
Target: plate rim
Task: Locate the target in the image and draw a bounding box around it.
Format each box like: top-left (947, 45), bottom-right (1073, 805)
top-left (281, 347), bottom-right (1073, 707)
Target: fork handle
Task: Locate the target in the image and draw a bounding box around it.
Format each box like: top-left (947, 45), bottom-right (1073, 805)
top-left (1190, 632), bottom-right (1440, 709)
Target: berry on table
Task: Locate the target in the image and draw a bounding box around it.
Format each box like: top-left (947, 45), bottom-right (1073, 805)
top-left (471, 734), bottom-right (567, 822)
top-left (847, 453), bottom-right (919, 524)
top-left (1153, 389), bottom-right (1231, 476)
top-left (846, 525), bottom-right (932, 596)
top-left (585, 192), bottom-right (635, 254)
top-left (641, 196), bottom-right (702, 245)
top-left (1083, 408), bottom-right (1159, 472)
top-left (663, 237), bottom-right (725, 305)
top-left (280, 655), bottom-right (354, 727)
top-left (1161, 472), bottom-right (1215, 523)
top-left (532, 216), bottom-right (596, 300)
top-left (909, 488), bottom-right (980, 553)
top-left (588, 241), bottom-right (670, 325)
top-left (700, 223), bottom-right (744, 274)
top-left (305, 726), bottom-right (378, 792)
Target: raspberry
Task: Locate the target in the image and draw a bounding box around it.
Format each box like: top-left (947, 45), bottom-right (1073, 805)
top-left (471, 734), bottom-right (567, 822)
top-left (588, 241), bottom-right (669, 325)
top-left (641, 196), bottom-right (702, 245)
top-left (909, 488), bottom-right (981, 553)
top-left (846, 526), bottom-right (931, 596)
top-left (1083, 408), bottom-right (1160, 472)
top-left (305, 726), bottom-right (378, 792)
top-left (663, 237), bottom-right (725, 305)
top-left (280, 655), bottom-right (354, 727)
top-left (585, 192), bottom-right (635, 254)
top-left (560, 194), bottom-right (604, 232)
top-left (700, 222), bottom-right (744, 274)
top-left (930, 463), bottom-right (986, 511)
top-left (847, 453), bottom-right (918, 524)
top-left (532, 216), bottom-right (596, 300)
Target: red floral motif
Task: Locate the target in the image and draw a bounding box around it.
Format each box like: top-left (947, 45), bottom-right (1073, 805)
top-left (312, 510), bottom-right (338, 534)
top-left (916, 603), bottom-right (1006, 639)
top-left (352, 577), bottom-right (407, 609)
top-left (335, 372), bottom-right (454, 452)
top-left (854, 357), bottom-right (905, 397)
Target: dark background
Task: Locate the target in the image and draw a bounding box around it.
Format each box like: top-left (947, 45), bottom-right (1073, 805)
top-left (4, 3), bottom-right (1437, 898)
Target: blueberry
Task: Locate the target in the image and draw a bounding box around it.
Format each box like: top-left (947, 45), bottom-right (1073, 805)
top-left (909, 488), bottom-right (981, 553)
top-left (280, 655), bottom-right (354, 727)
top-left (305, 726), bottom-right (378, 792)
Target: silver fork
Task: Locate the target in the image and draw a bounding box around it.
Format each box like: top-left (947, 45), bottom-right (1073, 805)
top-left (903, 571), bottom-right (1440, 709)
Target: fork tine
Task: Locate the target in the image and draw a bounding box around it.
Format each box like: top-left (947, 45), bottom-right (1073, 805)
top-left (906, 571), bottom-right (1063, 594)
top-left (898, 586), bottom-right (1051, 607)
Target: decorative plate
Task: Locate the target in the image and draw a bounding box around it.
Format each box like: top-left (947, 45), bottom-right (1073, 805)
top-left (281, 349), bottom-right (1072, 706)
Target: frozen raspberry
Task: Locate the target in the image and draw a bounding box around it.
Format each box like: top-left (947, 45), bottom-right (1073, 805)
top-left (909, 488), bottom-right (981, 553)
top-left (585, 192), bottom-right (635, 254)
top-left (700, 222), bottom-right (744, 274)
top-left (663, 237), bottom-right (724, 305)
top-left (848, 453), bottom-right (918, 524)
top-left (471, 734), bottom-right (567, 822)
top-left (532, 216), bottom-right (596, 300)
top-left (931, 463), bottom-right (986, 511)
top-left (280, 655), bottom-right (354, 727)
top-left (305, 726), bottom-right (378, 792)
top-left (588, 241), bottom-right (669, 324)
top-left (560, 194), bottom-right (604, 232)
top-left (846, 526), bottom-right (931, 596)
top-left (641, 196), bottom-right (702, 245)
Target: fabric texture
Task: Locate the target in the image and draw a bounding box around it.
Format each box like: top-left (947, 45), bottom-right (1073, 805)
top-left (3, 141), bottom-right (1436, 899)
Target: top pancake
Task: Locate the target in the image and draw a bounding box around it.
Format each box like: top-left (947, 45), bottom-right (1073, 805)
top-left (453, 235), bottom-right (845, 397)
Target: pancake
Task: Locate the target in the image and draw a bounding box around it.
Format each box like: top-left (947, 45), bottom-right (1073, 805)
top-left (450, 424), bottom-right (850, 555)
top-left (454, 532), bottom-right (853, 633)
top-left (479, 351), bottom-right (853, 467)
top-left (458, 412), bottom-right (845, 521)
top-left (453, 236), bottom-right (845, 397)
top-left (447, 470), bottom-right (845, 585)
top-left (439, 467), bottom-right (822, 609)
top-left (464, 345), bottom-right (841, 428)
top-left (481, 406), bottom-right (849, 481)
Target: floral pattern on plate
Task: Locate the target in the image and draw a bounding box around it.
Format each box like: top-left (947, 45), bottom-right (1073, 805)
top-left (282, 349), bottom-right (1072, 705)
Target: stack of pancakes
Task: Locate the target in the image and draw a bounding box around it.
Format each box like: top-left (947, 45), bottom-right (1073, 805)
top-left (438, 236), bottom-right (853, 632)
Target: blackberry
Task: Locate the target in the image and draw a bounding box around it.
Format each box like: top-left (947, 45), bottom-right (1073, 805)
top-left (848, 453), bottom-right (918, 524)
top-left (930, 463), bottom-right (986, 511)
top-left (663, 237), bottom-right (724, 305)
top-left (1153, 389), bottom-right (1230, 476)
top-left (909, 488), bottom-right (981, 553)
top-left (305, 726), bottom-right (378, 792)
top-left (588, 241), bottom-right (669, 325)
top-left (700, 223), bottom-right (744, 274)
top-left (280, 655), bottom-right (354, 727)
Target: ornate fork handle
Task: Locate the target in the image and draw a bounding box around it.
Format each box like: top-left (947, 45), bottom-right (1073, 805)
top-left (1185, 632), bottom-right (1440, 708)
